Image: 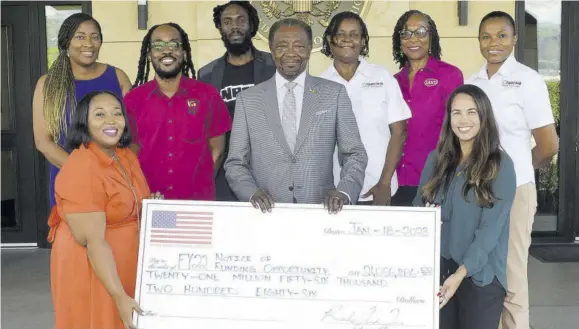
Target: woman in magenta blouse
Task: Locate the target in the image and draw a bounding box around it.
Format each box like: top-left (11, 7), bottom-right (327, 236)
top-left (391, 10), bottom-right (464, 205)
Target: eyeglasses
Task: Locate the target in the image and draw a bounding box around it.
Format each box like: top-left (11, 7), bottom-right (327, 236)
top-left (399, 27), bottom-right (430, 40)
top-left (150, 41), bottom-right (182, 52)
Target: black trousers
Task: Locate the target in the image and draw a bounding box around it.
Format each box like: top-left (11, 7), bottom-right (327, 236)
top-left (356, 186), bottom-right (417, 206)
top-left (440, 258), bottom-right (506, 329)
top-left (391, 186), bottom-right (418, 206)
top-left (215, 167), bottom-right (239, 201)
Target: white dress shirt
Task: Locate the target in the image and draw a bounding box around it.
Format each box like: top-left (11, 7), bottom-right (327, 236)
top-left (320, 58), bottom-right (412, 201)
top-left (275, 70), bottom-right (307, 132)
top-left (467, 53), bottom-right (555, 187)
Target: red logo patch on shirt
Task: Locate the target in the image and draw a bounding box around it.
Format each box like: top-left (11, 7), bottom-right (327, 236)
top-left (424, 78), bottom-right (439, 87)
top-left (187, 99), bottom-right (199, 115)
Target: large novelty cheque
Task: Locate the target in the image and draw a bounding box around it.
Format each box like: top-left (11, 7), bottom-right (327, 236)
top-left (133, 200), bottom-right (441, 329)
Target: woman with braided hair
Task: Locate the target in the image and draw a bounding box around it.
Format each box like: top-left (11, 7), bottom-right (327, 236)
top-left (32, 13), bottom-right (132, 208)
top-left (391, 10), bottom-right (464, 206)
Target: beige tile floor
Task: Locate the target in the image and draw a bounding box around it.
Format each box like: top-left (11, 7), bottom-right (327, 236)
top-left (2, 249), bottom-right (578, 329)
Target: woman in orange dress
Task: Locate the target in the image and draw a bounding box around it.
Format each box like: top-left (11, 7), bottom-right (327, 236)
top-left (48, 90), bottom-right (152, 329)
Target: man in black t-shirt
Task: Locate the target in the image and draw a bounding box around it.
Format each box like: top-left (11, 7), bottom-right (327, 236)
top-left (198, 1), bottom-right (276, 201)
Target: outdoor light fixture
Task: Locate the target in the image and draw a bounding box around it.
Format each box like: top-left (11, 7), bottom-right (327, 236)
top-left (138, 0), bottom-right (148, 30)
top-left (458, 0), bottom-right (468, 26)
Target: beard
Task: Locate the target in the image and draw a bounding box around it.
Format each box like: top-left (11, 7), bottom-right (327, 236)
top-left (220, 30), bottom-right (253, 56)
top-left (152, 55), bottom-right (185, 80)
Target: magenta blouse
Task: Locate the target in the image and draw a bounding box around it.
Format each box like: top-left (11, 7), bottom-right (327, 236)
top-left (394, 57), bottom-right (464, 187)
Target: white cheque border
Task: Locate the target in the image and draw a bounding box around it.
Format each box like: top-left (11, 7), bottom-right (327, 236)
top-left (134, 200), bottom-right (441, 329)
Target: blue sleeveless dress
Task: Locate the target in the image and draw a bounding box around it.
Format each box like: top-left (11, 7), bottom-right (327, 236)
top-left (48, 65), bottom-right (123, 207)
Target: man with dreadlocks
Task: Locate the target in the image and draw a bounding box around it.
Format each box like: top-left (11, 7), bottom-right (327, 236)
top-left (124, 23), bottom-right (232, 201)
top-left (198, 1), bottom-right (276, 201)
top-left (391, 10), bottom-right (464, 206)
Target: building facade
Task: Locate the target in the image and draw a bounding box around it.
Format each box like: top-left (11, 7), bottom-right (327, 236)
top-left (1, 1), bottom-right (578, 260)
top-left (92, 1), bottom-right (515, 80)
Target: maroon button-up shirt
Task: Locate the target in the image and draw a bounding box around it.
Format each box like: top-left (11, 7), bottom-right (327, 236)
top-left (394, 57), bottom-right (463, 186)
top-left (124, 76), bottom-right (232, 200)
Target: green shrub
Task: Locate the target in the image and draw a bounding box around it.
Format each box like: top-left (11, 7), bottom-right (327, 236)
top-left (536, 79), bottom-right (560, 214)
top-left (546, 80), bottom-right (560, 124)
top-left (47, 47), bottom-right (59, 69)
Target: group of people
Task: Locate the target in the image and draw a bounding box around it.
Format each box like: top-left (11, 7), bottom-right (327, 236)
top-left (34, 2), bottom-right (559, 329)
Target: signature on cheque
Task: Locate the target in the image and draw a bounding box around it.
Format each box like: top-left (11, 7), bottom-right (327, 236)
top-left (321, 305), bottom-right (401, 327)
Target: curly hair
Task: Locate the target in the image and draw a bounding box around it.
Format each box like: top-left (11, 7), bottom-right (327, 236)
top-left (321, 11), bottom-right (370, 59)
top-left (212, 1), bottom-right (259, 37)
top-left (133, 23), bottom-right (196, 88)
top-left (392, 10), bottom-right (441, 69)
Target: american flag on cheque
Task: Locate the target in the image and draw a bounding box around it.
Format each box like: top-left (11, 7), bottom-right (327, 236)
top-left (150, 210), bottom-right (213, 246)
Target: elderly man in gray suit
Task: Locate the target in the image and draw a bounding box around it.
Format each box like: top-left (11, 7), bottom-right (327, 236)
top-left (224, 18), bottom-right (367, 214)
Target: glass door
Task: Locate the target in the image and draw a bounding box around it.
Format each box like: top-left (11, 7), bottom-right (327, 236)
top-left (522, 0), bottom-right (562, 234)
top-left (1, 4), bottom-right (40, 246)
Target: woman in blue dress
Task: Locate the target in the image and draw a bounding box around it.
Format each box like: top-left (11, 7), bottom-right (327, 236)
top-left (32, 13), bottom-right (132, 208)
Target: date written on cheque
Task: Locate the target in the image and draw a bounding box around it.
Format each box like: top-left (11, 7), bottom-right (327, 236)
top-left (324, 222), bottom-right (429, 237)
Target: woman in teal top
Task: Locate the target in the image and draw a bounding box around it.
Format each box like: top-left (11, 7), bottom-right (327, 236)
top-left (414, 84), bottom-right (516, 329)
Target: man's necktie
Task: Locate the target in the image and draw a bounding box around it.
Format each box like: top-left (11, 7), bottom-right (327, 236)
top-left (281, 81), bottom-right (297, 152)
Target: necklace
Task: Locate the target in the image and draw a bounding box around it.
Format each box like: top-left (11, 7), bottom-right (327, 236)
top-left (112, 153), bottom-right (141, 231)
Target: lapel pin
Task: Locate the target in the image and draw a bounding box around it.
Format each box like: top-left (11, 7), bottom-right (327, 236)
top-left (310, 88), bottom-right (317, 94)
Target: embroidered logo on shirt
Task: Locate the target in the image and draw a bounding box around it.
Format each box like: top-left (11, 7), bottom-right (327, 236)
top-left (362, 82), bottom-right (383, 88)
top-left (187, 99), bottom-right (199, 115)
top-left (424, 78), bottom-right (439, 87)
top-left (502, 80), bottom-right (522, 87)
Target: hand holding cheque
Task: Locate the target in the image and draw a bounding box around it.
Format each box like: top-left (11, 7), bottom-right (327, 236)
top-left (251, 188), bottom-right (349, 214)
top-left (422, 202), bottom-right (462, 310)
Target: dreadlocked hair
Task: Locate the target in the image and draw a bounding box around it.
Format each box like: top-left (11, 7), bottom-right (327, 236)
top-left (133, 22), bottom-right (196, 88)
top-left (43, 13), bottom-right (102, 142)
top-left (212, 1), bottom-right (259, 37)
top-left (392, 10), bottom-right (441, 69)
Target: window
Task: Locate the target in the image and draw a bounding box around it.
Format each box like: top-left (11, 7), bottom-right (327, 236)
top-left (524, 0), bottom-right (561, 229)
top-left (45, 5), bottom-right (82, 68)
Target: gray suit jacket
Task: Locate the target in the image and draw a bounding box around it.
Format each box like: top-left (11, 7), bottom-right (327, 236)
top-left (224, 74), bottom-right (368, 204)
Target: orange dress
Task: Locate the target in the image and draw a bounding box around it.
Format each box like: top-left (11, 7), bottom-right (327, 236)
top-left (48, 142), bottom-right (150, 329)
